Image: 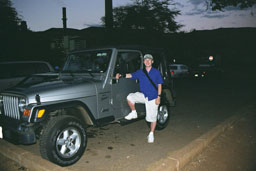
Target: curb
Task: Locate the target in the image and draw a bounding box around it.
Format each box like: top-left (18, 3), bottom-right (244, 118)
top-left (147, 111), bottom-right (245, 171)
top-left (0, 140), bottom-right (68, 171)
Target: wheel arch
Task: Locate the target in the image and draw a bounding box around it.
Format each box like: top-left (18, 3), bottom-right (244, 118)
top-left (162, 88), bottom-right (175, 107)
top-left (39, 114), bottom-right (87, 166)
top-left (30, 100), bottom-right (96, 126)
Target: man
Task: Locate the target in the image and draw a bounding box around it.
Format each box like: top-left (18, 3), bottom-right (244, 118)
top-left (116, 54), bottom-right (163, 143)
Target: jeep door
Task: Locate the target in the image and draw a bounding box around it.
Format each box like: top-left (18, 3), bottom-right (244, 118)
top-left (111, 50), bottom-right (142, 119)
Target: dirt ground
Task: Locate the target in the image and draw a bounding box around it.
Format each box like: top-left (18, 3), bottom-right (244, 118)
top-left (1, 107), bottom-right (255, 171)
top-left (182, 107), bottom-right (256, 171)
top-left (0, 153), bottom-right (28, 171)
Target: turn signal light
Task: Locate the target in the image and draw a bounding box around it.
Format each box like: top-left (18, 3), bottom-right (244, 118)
top-left (24, 109), bottom-right (31, 116)
top-left (37, 109), bottom-right (45, 118)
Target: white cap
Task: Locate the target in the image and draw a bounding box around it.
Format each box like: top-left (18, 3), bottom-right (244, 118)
top-left (144, 54), bottom-right (153, 60)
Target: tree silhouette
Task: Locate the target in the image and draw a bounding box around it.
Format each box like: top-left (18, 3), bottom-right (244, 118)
top-left (0, 0), bottom-right (21, 60)
top-left (102, 0), bottom-right (182, 33)
top-left (207, 0), bottom-right (256, 11)
top-left (0, 0), bottom-right (21, 33)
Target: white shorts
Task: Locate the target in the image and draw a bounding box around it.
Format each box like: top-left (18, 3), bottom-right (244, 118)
top-left (127, 92), bottom-right (159, 122)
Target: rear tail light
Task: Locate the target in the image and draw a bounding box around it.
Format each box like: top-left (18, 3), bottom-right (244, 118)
top-left (171, 71), bottom-right (174, 75)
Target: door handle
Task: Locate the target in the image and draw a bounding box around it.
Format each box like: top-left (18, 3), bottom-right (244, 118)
top-left (101, 93), bottom-right (108, 100)
top-left (112, 78), bottom-right (119, 84)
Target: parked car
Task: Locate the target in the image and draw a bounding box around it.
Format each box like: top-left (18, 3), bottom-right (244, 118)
top-left (190, 64), bottom-right (223, 79)
top-left (0, 61), bottom-right (55, 92)
top-left (169, 64), bottom-right (189, 78)
top-left (0, 47), bottom-right (175, 166)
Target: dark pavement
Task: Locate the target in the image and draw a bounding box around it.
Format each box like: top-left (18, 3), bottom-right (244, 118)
top-left (183, 104), bottom-right (256, 171)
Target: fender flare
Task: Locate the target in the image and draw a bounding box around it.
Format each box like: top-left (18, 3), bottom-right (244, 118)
top-left (29, 101), bottom-right (96, 125)
top-left (162, 88), bottom-right (175, 107)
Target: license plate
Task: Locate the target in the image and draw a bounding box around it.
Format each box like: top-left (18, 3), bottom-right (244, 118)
top-left (0, 126), bottom-right (3, 139)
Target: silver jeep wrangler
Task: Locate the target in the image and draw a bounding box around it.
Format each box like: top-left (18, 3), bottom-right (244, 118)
top-left (0, 47), bottom-right (175, 166)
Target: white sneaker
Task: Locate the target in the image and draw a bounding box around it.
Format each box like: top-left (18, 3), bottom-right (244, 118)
top-left (147, 132), bottom-right (154, 143)
top-left (124, 111), bottom-right (137, 120)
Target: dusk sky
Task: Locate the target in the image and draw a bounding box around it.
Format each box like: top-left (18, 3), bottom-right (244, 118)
top-left (12, 0), bottom-right (256, 32)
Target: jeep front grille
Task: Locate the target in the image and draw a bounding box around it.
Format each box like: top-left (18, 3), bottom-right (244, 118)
top-left (2, 95), bottom-right (20, 120)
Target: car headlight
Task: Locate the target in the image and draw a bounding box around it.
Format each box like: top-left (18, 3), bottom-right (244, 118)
top-left (18, 98), bottom-right (26, 113)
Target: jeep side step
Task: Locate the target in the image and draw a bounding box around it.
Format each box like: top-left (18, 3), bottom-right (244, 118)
top-left (119, 113), bottom-right (145, 126)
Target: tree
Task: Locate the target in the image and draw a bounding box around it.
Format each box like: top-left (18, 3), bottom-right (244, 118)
top-left (102, 0), bottom-right (182, 33)
top-left (0, 0), bottom-right (21, 59)
top-left (0, 0), bottom-right (21, 33)
top-left (207, 0), bottom-right (256, 11)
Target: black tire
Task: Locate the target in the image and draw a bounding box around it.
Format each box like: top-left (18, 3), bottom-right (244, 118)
top-left (39, 115), bottom-right (87, 166)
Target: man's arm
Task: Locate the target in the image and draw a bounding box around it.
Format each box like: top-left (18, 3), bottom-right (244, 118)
top-left (158, 84), bottom-right (162, 97)
top-left (115, 73), bottom-right (132, 79)
top-left (156, 84), bottom-right (162, 105)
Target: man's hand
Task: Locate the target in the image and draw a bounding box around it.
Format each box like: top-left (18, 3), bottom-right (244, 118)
top-left (155, 96), bottom-right (160, 105)
top-left (126, 73), bottom-right (132, 78)
top-left (116, 73), bottom-right (132, 79)
top-left (115, 73), bottom-right (121, 80)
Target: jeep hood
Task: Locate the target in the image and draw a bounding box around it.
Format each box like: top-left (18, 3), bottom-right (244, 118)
top-left (4, 74), bottom-right (99, 103)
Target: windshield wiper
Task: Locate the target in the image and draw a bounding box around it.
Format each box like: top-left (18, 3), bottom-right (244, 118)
top-left (61, 70), bottom-right (75, 78)
top-left (80, 69), bottom-right (94, 78)
top-left (62, 69), bottom-right (95, 78)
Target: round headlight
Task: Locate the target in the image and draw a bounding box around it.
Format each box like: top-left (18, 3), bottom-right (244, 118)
top-left (18, 98), bottom-right (26, 112)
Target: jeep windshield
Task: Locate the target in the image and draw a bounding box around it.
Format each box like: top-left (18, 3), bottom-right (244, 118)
top-left (62, 49), bottom-right (112, 73)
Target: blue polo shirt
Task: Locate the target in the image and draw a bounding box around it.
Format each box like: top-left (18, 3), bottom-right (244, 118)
top-left (131, 67), bottom-right (163, 101)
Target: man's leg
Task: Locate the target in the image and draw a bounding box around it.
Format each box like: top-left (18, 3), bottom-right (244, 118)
top-left (124, 99), bottom-right (138, 120)
top-left (147, 121), bottom-right (156, 143)
top-left (125, 92), bottom-right (145, 120)
top-left (150, 121), bottom-right (157, 132)
top-left (127, 99), bottom-right (136, 111)
top-left (146, 99), bottom-right (159, 143)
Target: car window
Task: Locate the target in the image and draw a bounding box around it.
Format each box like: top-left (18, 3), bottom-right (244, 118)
top-left (0, 63), bottom-right (52, 79)
top-left (0, 63), bottom-right (30, 78)
top-left (63, 50), bottom-right (112, 73)
top-left (170, 66), bottom-right (178, 70)
top-left (34, 63), bottom-right (51, 73)
top-left (181, 66), bottom-right (188, 69)
top-left (18, 63), bottom-right (51, 76)
top-left (115, 52), bottom-right (141, 74)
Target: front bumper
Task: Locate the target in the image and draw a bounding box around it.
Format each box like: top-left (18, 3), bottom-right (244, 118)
top-left (0, 117), bottom-right (36, 144)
